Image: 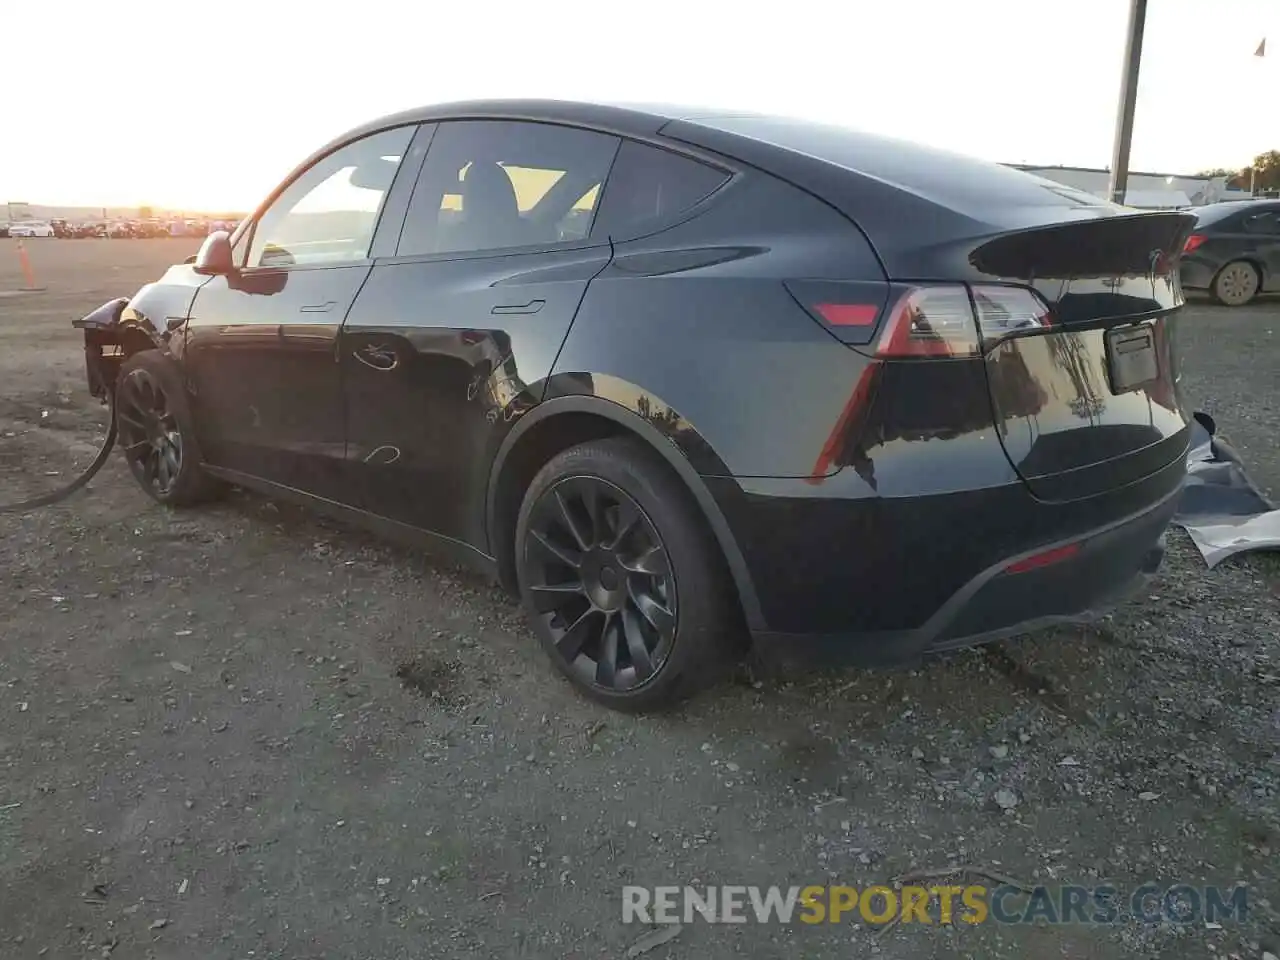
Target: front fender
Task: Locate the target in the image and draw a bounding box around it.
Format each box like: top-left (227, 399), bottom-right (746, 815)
top-left (71, 267), bottom-right (207, 398)
top-left (72, 282), bottom-right (184, 352)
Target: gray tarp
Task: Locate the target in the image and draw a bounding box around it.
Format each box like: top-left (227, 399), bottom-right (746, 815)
top-left (1175, 411), bottom-right (1280, 567)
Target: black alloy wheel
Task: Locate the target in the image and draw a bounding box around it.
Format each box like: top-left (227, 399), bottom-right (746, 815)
top-left (523, 476), bottom-right (676, 691)
top-left (115, 351), bottom-right (224, 507)
top-left (117, 366), bottom-right (184, 497)
top-left (515, 437), bottom-right (737, 711)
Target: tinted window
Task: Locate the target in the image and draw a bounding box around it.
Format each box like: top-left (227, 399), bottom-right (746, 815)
top-left (245, 126), bottom-right (415, 268)
top-left (397, 121), bottom-right (619, 257)
top-left (592, 140), bottom-right (729, 237)
top-left (1242, 211), bottom-right (1280, 235)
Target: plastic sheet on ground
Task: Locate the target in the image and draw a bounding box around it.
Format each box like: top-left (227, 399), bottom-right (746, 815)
top-left (1174, 411), bottom-right (1280, 568)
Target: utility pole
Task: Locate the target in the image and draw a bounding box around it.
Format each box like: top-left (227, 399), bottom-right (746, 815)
top-left (1107, 0), bottom-right (1148, 204)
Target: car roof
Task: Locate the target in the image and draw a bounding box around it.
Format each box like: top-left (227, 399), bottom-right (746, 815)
top-left (291, 99), bottom-right (1147, 277)
top-left (325, 99), bottom-right (765, 148)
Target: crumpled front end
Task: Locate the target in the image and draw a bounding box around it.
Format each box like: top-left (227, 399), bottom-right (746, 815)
top-left (72, 297), bottom-right (131, 401)
top-left (70, 266), bottom-right (207, 401)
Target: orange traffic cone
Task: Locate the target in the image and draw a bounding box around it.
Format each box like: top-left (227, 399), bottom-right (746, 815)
top-left (14, 239), bottom-right (45, 292)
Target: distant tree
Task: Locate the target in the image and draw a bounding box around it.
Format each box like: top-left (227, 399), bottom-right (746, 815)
top-left (138, 205), bottom-right (153, 219)
top-left (1196, 166), bottom-right (1260, 191)
top-left (1252, 150), bottom-right (1280, 191)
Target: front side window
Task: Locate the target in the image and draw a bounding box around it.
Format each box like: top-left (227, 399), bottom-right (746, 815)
top-left (245, 125), bottom-right (415, 268)
top-left (397, 120), bottom-right (619, 257)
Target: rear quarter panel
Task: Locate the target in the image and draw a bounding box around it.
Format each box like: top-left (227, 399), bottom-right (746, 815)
top-left (546, 169), bottom-right (888, 478)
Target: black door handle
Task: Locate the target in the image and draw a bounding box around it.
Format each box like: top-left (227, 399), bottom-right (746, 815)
top-left (301, 301), bottom-right (336, 313)
top-left (491, 299), bottom-right (545, 316)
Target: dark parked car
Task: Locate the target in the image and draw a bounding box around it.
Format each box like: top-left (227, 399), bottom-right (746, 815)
top-left (73, 100), bottom-right (1196, 710)
top-left (1179, 199), bottom-right (1280, 305)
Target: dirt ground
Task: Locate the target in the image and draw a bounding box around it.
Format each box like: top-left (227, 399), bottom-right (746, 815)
top-left (1, 238), bottom-right (1277, 960)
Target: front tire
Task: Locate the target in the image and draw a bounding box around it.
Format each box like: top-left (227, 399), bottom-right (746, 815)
top-left (115, 351), bottom-right (225, 507)
top-left (514, 437), bottom-right (737, 711)
top-left (1212, 260), bottom-right (1260, 306)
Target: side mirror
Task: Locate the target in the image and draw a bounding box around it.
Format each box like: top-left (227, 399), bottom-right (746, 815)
top-left (193, 230), bottom-right (235, 276)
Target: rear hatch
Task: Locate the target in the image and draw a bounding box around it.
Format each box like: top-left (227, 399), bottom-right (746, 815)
top-left (661, 115), bottom-right (1197, 501)
top-left (971, 212), bottom-right (1195, 501)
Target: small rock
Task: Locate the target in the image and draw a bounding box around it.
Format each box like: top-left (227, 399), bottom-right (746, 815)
top-left (148, 919), bottom-right (168, 930)
top-left (989, 745), bottom-right (1009, 759)
top-left (1018, 732), bottom-right (1031, 744)
top-left (910, 747), bottom-right (925, 760)
top-left (169, 662), bottom-right (191, 674)
top-left (1138, 791), bottom-right (1160, 802)
top-left (993, 788), bottom-right (1019, 810)
top-left (1058, 756), bottom-right (1080, 766)
top-left (725, 762), bottom-right (740, 773)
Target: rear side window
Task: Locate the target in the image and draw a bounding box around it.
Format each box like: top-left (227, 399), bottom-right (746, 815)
top-left (592, 140), bottom-right (729, 238)
top-left (1242, 210), bottom-right (1280, 235)
top-left (396, 120), bottom-right (619, 257)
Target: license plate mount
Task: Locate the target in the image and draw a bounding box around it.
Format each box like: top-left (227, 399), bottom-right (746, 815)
top-left (1106, 324), bottom-right (1158, 393)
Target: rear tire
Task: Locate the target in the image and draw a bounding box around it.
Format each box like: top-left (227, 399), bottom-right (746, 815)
top-left (1211, 260), bottom-right (1260, 306)
top-left (514, 437), bottom-right (738, 711)
top-left (115, 351), bottom-right (225, 507)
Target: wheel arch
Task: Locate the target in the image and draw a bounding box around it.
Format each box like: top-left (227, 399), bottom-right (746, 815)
top-left (485, 395), bottom-right (765, 631)
top-left (1214, 256), bottom-right (1267, 302)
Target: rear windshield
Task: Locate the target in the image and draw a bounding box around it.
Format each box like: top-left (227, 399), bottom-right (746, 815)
top-left (693, 116), bottom-right (1120, 214)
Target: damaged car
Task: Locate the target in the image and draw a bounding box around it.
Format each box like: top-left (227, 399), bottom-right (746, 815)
top-left (74, 100), bottom-right (1197, 710)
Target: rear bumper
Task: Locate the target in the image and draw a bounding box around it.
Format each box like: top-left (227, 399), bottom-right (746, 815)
top-left (747, 477), bottom-right (1182, 668)
top-left (1179, 259), bottom-right (1217, 290)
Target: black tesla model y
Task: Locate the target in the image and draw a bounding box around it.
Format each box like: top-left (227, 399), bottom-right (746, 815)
top-left (75, 100), bottom-right (1196, 710)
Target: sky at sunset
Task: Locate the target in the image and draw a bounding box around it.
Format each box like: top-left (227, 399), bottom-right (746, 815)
top-left (2, 0), bottom-right (1276, 211)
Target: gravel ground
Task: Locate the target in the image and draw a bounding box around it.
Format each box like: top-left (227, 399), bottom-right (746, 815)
top-left (1, 239), bottom-right (1277, 959)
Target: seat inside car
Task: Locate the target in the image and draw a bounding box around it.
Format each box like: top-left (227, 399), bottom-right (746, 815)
top-left (450, 161), bottom-right (526, 250)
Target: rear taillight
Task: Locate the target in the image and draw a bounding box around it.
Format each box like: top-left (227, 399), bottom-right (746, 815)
top-left (876, 286), bottom-right (978, 357)
top-left (1183, 234), bottom-right (1207, 254)
top-left (876, 284), bottom-right (1051, 358)
top-left (783, 280), bottom-right (891, 346)
top-left (788, 281), bottom-right (1050, 357)
top-left (970, 285), bottom-right (1053, 344)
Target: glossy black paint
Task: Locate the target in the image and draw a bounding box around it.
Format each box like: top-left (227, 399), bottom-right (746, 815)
top-left (342, 242), bottom-right (612, 544)
top-left (1179, 200), bottom-right (1280, 294)
top-left (183, 263), bottom-right (364, 499)
top-left (78, 99), bottom-right (1199, 663)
